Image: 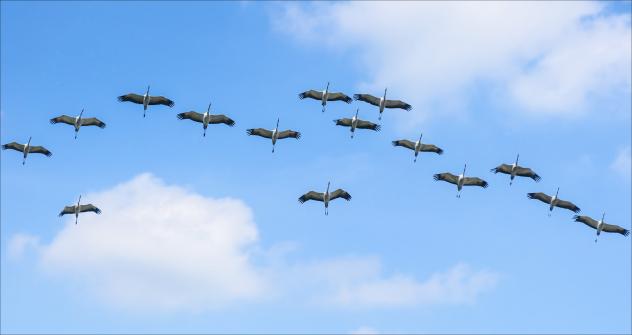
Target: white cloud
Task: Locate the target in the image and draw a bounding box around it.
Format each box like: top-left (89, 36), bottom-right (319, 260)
top-left (611, 147), bottom-right (631, 180)
top-left (274, 2), bottom-right (631, 129)
top-left (7, 233), bottom-right (40, 260)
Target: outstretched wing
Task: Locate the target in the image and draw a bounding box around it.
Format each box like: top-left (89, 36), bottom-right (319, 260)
top-left (392, 140), bottom-right (416, 150)
top-left (353, 94), bottom-right (381, 106)
top-left (334, 118), bottom-right (353, 127)
top-left (50, 115), bottom-right (75, 125)
top-left (515, 166), bottom-right (541, 182)
top-left (573, 215), bottom-right (599, 230)
top-left (326, 92), bottom-right (352, 103)
top-left (355, 120), bottom-right (381, 131)
top-left (148, 95), bottom-right (174, 107)
top-left (298, 90), bottom-right (323, 101)
top-left (298, 191), bottom-right (325, 203)
top-left (79, 204), bottom-right (102, 214)
top-left (601, 223), bottom-right (630, 236)
top-left (117, 93), bottom-right (144, 104)
top-left (555, 199), bottom-right (580, 213)
top-left (246, 128), bottom-right (273, 138)
top-left (2, 142), bottom-right (25, 152)
top-left (177, 111), bottom-right (204, 123)
top-left (463, 177), bottom-right (488, 188)
top-left (58, 206), bottom-right (75, 217)
top-left (419, 143), bottom-right (443, 155)
top-left (330, 189), bottom-right (352, 201)
top-left (527, 192), bottom-right (552, 204)
top-left (209, 114), bottom-right (236, 127)
top-left (277, 130), bottom-right (301, 139)
top-left (28, 146), bottom-right (52, 157)
top-left (80, 117), bottom-right (106, 128)
top-left (384, 99), bottom-right (412, 111)
top-left (491, 164), bottom-right (512, 175)
top-left (433, 172), bottom-right (459, 185)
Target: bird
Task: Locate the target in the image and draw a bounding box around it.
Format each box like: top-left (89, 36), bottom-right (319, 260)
top-left (573, 213), bottom-right (630, 243)
top-left (2, 137), bottom-right (52, 165)
top-left (333, 108), bottom-right (381, 138)
top-left (58, 195), bottom-right (101, 225)
top-left (177, 102), bottom-right (236, 137)
top-left (392, 132), bottom-right (443, 162)
top-left (527, 188), bottom-right (580, 216)
top-left (298, 82), bottom-right (352, 113)
top-left (246, 118), bottom-right (301, 153)
top-left (490, 154), bottom-right (541, 185)
top-left (50, 109), bottom-right (106, 139)
top-left (117, 85), bottom-right (174, 117)
top-left (353, 88), bottom-right (412, 120)
top-left (433, 164), bottom-right (488, 198)
top-left (298, 182), bottom-right (351, 215)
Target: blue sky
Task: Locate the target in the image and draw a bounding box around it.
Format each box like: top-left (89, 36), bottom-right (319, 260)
top-left (1, 1), bottom-right (631, 334)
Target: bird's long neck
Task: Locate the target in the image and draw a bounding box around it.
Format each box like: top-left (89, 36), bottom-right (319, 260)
top-left (553, 187), bottom-right (559, 200)
top-left (354, 108), bottom-right (359, 120)
top-left (461, 164), bottom-right (467, 177)
top-left (207, 102), bottom-right (212, 115)
top-left (383, 88), bottom-right (387, 100)
top-left (77, 195), bottom-right (82, 207)
top-left (78, 109), bottom-right (84, 120)
top-left (325, 82), bottom-right (329, 94)
top-left (514, 154), bottom-right (519, 167)
top-left (417, 132), bottom-right (423, 145)
top-left (275, 118), bottom-right (279, 132)
top-left (145, 85), bottom-right (150, 97)
top-left (26, 137), bottom-right (32, 148)
top-left (326, 182), bottom-right (330, 195)
top-left (600, 212), bottom-right (605, 225)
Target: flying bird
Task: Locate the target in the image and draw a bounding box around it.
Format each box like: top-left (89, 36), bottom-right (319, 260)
top-left (50, 109), bottom-right (106, 139)
top-left (353, 88), bottom-right (412, 120)
top-left (491, 154), bottom-right (541, 185)
top-left (333, 108), bottom-right (381, 138)
top-left (433, 164), bottom-right (488, 198)
top-left (2, 137), bottom-right (52, 165)
top-left (246, 118), bottom-right (301, 153)
top-left (298, 82), bottom-right (352, 113)
top-left (118, 85), bottom-right (174, 117)
top-left (298, 182), bottom-right (351, 215)
top-left (527, 188), bottom-right (580, 216)
top-left (573, 213), bottom-right (630, 243)
top-left (392, 132), bottom-right (443, 162)
top-left (58, 195), bottom-right (101, 225)
top-left (177, 102), bottom-right (235, 137)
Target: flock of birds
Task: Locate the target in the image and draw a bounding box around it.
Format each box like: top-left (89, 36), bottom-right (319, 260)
top-left (2, 83), bottom-right (630, 243)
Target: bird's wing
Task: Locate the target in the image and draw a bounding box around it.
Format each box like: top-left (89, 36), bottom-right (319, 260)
top-left (208, 114), bottom-right (236, 127)
top-left (298, 191), bottom-right (325, 203)
top-left (490, 164), bottom-right (512, 174)
top-left (177, 111), bottom-right (204, 123)
top-left (419, 143), bottom-right (443, 155)
top-left (573, 215), bottom-right (598, 230)
top-left (148, 95), bottom-right (175, 107)
top-left (117, 93), bottom-right (144, 104)
top-left (49, 115), bottom-right (75, 125)
top-left (246, 128), bottom-right (273, 138)
top-left (58, 206), bottom-right (75, 217)
top-left (355, 120), bottom-right (381, 131)
top-left (277, 130), bottom-right (301, 139)
top-left (392, 140), bottom-right (416, 150)
top-left (353, 94), bottom-right (381, 106)
top-left (80, 117), bottom-right (106, 128)
top-left (462, 177), bottom-right (489, 188)
top-left (79, 204), bottom-right (102, 214)
top-left (527, 192), bottom-right (552, 204)
top-left (384, 99), bottom-right (412, 111)
top-left (298, 90), bottom-right (323, 100)
top-left (330, 189), bottom-right (352, 201)
top-left (28, 146), bottom-right (52, 157)
top-left (555, 199), bottom-right (581, 213)
top-left (326, 92), bottom-right (353, 103)
top-left (2, 142), bottom-right (25, 152)
top-left (433, 172), bottom-right (459, 185)
top-left (601, 223), bottom-right (630, 236)
top-left (334, 118), bottom-right (353, 127)
top-left (514, 166), bottom-right (541, 182)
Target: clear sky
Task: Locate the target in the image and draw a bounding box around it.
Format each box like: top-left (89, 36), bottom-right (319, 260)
top-left (1, 1), bottom-right (631, 334)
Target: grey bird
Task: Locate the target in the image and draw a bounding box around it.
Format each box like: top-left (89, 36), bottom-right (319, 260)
top-left (491, 154), bottom-right (541, 185)
top-left (177, 102), bottom-right (235, 137)
top-left (298, 182), bottom-right (351, 215)
top-left (2, 137), bottom-right (52, 165)
top-left (118, 85), bottom-right (174, 117)
top-left (50, 109), bottom-right (106, 139)
top-left (573, 212), bottom-right (630, 242)
top-left (433, 164), bottom-right (488, 198)
top-left (58, 195), bottom-right (102, 225)
top-left (353, 88), bottom-right (412, 120)
top-left (527, 187), bottom-right (580, 217)
top-left (392, 132), bottom-right (443, 162)
top-left (333, 108), bottom-right (380, 138)
top-left (299, 82), bottom-right (352, 113)
top-left (246, 118), bottom-right (301, 153)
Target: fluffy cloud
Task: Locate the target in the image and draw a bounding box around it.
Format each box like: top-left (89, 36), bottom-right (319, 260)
top-left (610, 147), bottom-right (631, 180)
top-left (7, 233), bottom-right (40, 260)
top-left (274, 2), bottom-right (631, 128)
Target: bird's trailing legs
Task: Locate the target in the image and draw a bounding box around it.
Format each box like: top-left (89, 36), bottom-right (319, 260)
top-left (203, 127), bottom-right (207, 137)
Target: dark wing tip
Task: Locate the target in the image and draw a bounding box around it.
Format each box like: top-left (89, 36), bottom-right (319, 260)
top-left (176, 113), bottom-right (185, 120)
top-left (333, 119), bottom-right (340, 125)
top-left (95, 208), bottom-right (102, 214)
top-left (298, 92), bottom-right (306, 100)
top-left (353, 94), bottom-right (361, 100)
top-left (298, 196), bottom-right (306, 204)
top-left (45, 151), bottom-right (53, 157)
top-left (246, 129), bottom-right (254, 136)
top-left (623, 229), bottom-right (630, 237)
top-left (433, 174), bottom-right (440, 181)
top-left (296, 132), bottom-right (302, 139)
top-left (527, 193), bottom-right (535, 199)
top-left (490, 168), bottom-right (498, 173)
top-left (117, 96), bottom-right (125, 102)
top-left (99, 123), bottom-right (106, 129)
top-left (572, 215), bottom-right (580, 221)
top-left (49, 119), bottom-right (57, 124)
top-left (344, 96), bottom-right (352, 103)
top-left (58, 212), bottom-right (64, 217)
top-left (436, 148), bottom-right (444, 155)
top-left (167, 100), bottom-right (175, 108)
top-left (573, 207), bottom-right (581, 213)
top-left (482, 181), bottom-right (489, 188)
top-left (533, 174), bottom-right (542, 182)
top-left (375, 124), bottom-right (381, 132)
top-left (391, 141), bottom-right (398, 146)
top-left (1, 145), bottom-right (7, 150)
top-left (404, 104), bottom-right (412, 111)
